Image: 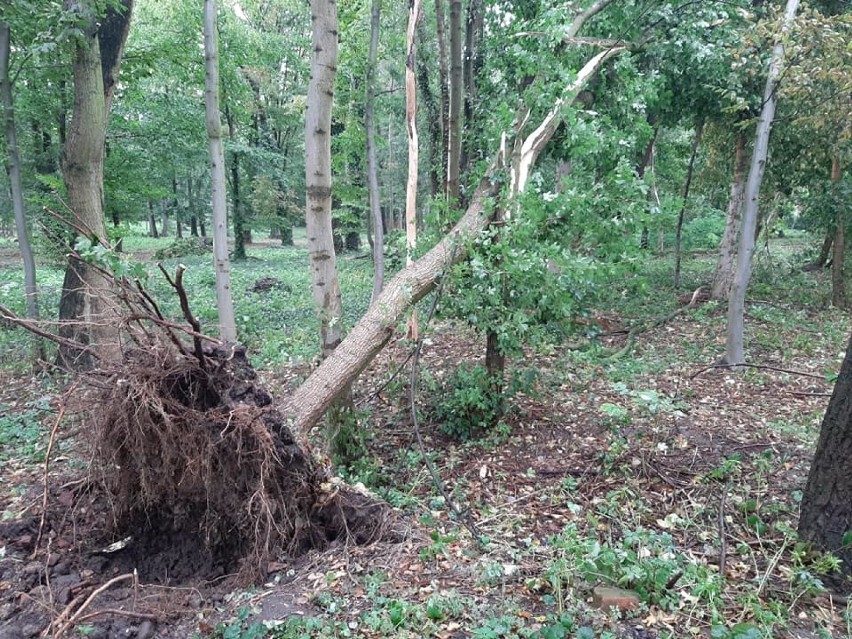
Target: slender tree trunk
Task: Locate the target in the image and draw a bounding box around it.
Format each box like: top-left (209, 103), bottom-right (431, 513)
top-left (57, 0), bottom-right (133, 369)
top-left (418, 26), bottom-right (440, 200)
top-left (712, 132), bottom-right (748, 300)
top-left (434, 0), bottom-right (449, 191)
top-left (203, 0), bottom-right (237, 342)
top-left (148, 202), bottom-right (158, 238)
top-left (160, 201), bottom-right (169, 237)
top-left (226, 107), bottom-right (246, 261)
top-left (405, 0), bottom-right (422, 340)
top-left (810, 229), bottom-right (834, 270)
top-left (831, 155), bottom-right (845, 309)
top-left (173, 174), bottom-right (182, 239)
top-left (0, 22), bottom-right (40, 337)
top-left (446, 0), bottom-right (462, 203)
top-left (673, 120), bottom-right (704, 288)
top-left (460, 0), bottom-right (483, 177)
top-left (365, 0), bottom-right (384, 303)
top-left (798, 331), bottom-right (852, 587)
top-left (725, 0), bottom-right (799, 367)
top-left (306, 0), bottom-right (344, 360)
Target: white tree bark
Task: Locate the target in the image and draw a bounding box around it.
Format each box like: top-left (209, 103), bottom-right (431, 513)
top-left (725, 0), bottom-right (800, 366)
top-left (305, 0), bottom-right (344, 359)
top-left (203, 0), bottom-right (237, 343)
top-left (0, 23), bottom-right (39, 327)
top-left (405, 0), bottom-right (422, 339)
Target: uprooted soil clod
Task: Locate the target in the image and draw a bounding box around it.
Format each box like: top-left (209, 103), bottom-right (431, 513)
top-left (90, 343), bottom-right (392, 583)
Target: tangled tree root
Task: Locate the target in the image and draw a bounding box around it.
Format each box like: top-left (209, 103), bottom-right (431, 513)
top-left (91, 343), bottom-right (391, 583)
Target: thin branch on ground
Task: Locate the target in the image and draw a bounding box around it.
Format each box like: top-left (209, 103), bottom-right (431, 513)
top-left (690, 362), bottom-right (827, 380)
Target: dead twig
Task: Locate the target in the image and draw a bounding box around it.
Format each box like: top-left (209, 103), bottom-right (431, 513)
top-left (72, 608), bottom-right (158, 625)
top-left (690, 362), bottom-right (826, 381)
top-left (158, 264), bottom-right (207, 368)
top-left (47, 572), bottom-right (136, 638)
top-left (33, 387), bottom-right (77, 557)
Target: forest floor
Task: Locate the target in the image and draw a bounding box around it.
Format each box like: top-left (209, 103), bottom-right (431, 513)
top-left (0, 233), bottom-right (850, 639)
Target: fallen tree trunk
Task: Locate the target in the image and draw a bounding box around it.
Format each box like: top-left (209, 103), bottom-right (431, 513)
top-left (285, 46), bottom-right (624, 434)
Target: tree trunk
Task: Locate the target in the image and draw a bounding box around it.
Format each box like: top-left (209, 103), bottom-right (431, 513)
top-left (0, 22), bottom-right (40, 338)
top-left (673, 120), bottom-right (704, 288)
top-left (725, 0), bottom-right (800, 367)
top-left (160, 201), bottom-right (169, 237)
top-left (204, 0), bottom-right (237, 343)
top-left (808, 228), bottom-right (834, 271)
top-left (446, 0), bottom-right (462, 203)
top-left (366, 0), bottom-right (384, 304)
top-left (226, 107), bottom-right (246, 261)
top-left (188, 176), bottom-right (199, 237)
top-left (306, 0), bottom-right (345, 360)
top-left (798, 331), bottom-right (852, 588)
top-left (831, 155), bottom-right (845, 309)
top-left (58, 0), bottom-right (133, 369)
top-left (460, 0), bottom-right (483, 178)
top-left (173, 174), bottom-right (182, 239)
top-left (434, 0), bottom-right (449, 193)
top-left (405, 0), bottom-right (422, 340)
top-left (148, 203), bottom-right (158, 238)
top-left (711, 132), bottom-right (748, 300)
top-left (285, 46), bottom-right (622, 434)
top-left (418, 25), bottom-right (441, 200)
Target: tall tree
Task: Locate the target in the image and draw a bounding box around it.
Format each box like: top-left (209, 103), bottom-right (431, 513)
top-left (0, 22), bottom-right (40, 348)
top-left (673, 120), bottom-right (704, 288)
top-left (57, 0), bottom-right (134, 369)
top-left (711, 131), bottom-right (748, 300)
top-left (446, 0), bottom-right (462, 202)
top-left (305, 0), bottom-right (344, 361)
top-left (405, 0), bottom-right (421, 339)
top-left (725, 0), bottom-right (800, 366)
top-left (365, 0), bottom-right (383, 303)
top-left (204, 0), bottom-right (237, 342)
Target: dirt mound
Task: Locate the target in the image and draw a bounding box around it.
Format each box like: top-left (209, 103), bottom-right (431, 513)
top-left (91, 343), bottom-right (390, 583)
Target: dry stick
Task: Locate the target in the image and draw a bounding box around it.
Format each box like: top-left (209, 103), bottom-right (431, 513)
top-left (32, 390), bottom-right (75, 557)
top-left (690, 362), bottom-right (826, 381)
top-left (72, 609), bottom-right (157, 625)
top-left (133, 280), bottom-right (188, 357)
top-left (604, 286), bottom-right (704, 360)
top-left (0, 304), bottom-right (100, 358)
top-left (158, 263), bottom-right (207, 368)
top-left (50, 572), bottom-right (136, 638)
top-left (790, 391), bottom-right (832, 397)
top-left (718, 482), bottom-right (728, 581)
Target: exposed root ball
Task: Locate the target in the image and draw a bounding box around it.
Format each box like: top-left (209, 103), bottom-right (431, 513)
top-left (91, 344), bottom-right (388, 582)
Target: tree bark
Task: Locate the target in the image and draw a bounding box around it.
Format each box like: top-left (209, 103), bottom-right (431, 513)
top-left (57, 0), bottom-right (133, 369)
top-left (418, 25), bottom-right (441, 200)
top-left (405, 0), bottom-right (422, 340)
top-left (446, 0), bottom-right (462, 203)
top-left (306, 0), bottom-right (344, 360)
top-left (798, 331), bottom-right (852, 587)
top-left (0, 22), bottom-right (40, 334)
top-left (673, 120), bottom-right (704, 289)
top-left (725, 0), bottom-right (800, 367)
top-left (831, 155), bottom-right (845, 309)
top-left (434, 0), bottom-right (449, 191)
top-left (204, 0), bottom-right (237, 343)
top-left (365, 0), bottom-right (384, 303)
top-left (460, 0), bottom-right (483, 177)
top-left (285, 46), bottom-right (622, 434)
top-left (148, 202), bottom-right (158, 238)
top-left (226, 107), bottom-right (246, 261)
top-left (711, 132), bottom-right (748, 300)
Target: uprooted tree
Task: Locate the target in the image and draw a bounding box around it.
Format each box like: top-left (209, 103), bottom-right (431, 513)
top-left (1, 1), bottom-right (622, 580)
